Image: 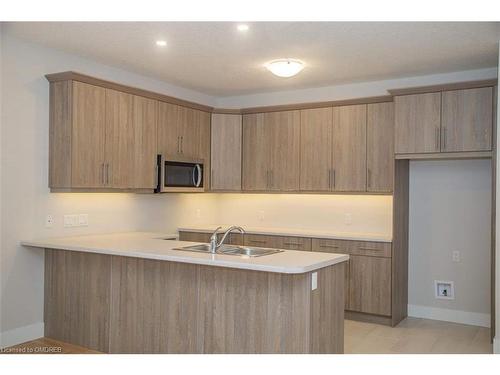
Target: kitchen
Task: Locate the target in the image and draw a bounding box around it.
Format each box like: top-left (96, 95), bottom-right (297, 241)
top-left (0, 9), bottom-right (499, 370)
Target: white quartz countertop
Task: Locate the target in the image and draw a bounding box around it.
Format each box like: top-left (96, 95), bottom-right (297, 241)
top-left (21, 232), bottom-right (348, 274)
top-left (178, 224), bottom-right (392, 243)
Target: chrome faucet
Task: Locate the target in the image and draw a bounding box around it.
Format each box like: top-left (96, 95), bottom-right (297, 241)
top-left (209, 226), bottom-right (245, 254)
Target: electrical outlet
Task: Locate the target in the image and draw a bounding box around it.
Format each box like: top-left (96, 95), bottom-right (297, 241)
top-left (435, 280), bottom-right (454, 300)
top-left (452, 250), bottom-right (461, 263)
top-left (45, 215), bottom-right (54, 228)
top-left (344, 213), bottom-right (352, 225)
top-left (195, 209), bottom-right (201, 219)
top-left (258, 210), bottom-right (265, 222)
top-left (311, 272), bottom-right (318, 290)
top-left (79, 214), bottom-right (89, 226)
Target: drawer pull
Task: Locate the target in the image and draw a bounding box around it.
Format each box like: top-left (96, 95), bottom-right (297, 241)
top-left (319, 244), bottom-right (339, 249)
top-left (358, 247), bottom-right (381, 251)
top-left (249, 240), bottom-right (267, 244)
top-left (283, 242), bottom-right (302, 246)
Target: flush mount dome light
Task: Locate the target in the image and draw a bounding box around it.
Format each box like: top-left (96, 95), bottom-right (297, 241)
top-left (265, 59), bottom-right (304, 78)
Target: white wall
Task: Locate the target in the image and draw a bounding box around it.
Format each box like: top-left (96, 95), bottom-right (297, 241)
top-left (216, 68), bottom-right (497, 108)
top-left (408, 160), bottom-right (492, 327)
top-left (0, 34), bottom-right (217, 347)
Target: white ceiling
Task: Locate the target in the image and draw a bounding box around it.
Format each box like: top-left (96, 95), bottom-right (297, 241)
top-left (3, 22), bottom-right (500, 97)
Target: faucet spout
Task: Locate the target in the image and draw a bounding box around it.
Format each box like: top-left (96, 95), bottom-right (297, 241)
top-left (209, 225), bottom-right (246, 254)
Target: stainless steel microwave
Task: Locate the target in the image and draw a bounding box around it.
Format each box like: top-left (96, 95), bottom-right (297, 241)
top-left (155, 155), bottom-right (204, 193)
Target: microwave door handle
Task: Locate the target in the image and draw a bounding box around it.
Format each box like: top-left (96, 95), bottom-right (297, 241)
top-left (195, 164), bottom-right (202, 187)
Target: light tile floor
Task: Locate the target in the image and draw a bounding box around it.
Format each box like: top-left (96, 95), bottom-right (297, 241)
top-left (345, 318), bottom-right (493, 354)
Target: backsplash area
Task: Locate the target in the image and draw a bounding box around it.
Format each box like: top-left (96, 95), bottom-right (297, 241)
top-left (173, 193), bottom-right (393, 237)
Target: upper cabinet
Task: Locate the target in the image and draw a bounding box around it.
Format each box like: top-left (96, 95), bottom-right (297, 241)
top-left (367, 102), bottom-right (394, 192)
top-left (395, 87), bottom-right (493, 155)
top-left (441, 87), bottom-right (493, 152)
top-left (210, 113), bottom-right (242, 191)
top-left (332, 105), bottom-right (367, 192)
top-left (299, 107), bottom-right (333, 191)
top-left (49, 80), bottom-right (158, 191)
top-left (157, 102), bottom-right (210, 161)
top-left (394, 92), bottom-right (441, 154)
top-left (242, 111), bottom-right (300, 191)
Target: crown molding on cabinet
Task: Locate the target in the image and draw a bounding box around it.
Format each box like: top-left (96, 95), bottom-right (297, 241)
top-left (45, 71), bottom-right (214, 113)
top-left (46, 72), bottom-right (497, 115)
top-left (388, 79), bottom-right (498, 96)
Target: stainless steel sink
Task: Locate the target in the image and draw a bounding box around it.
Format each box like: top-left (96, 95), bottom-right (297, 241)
top-left (173, 244), bottom-right (283, 257)
top-left (220, 246), bottom-right (283, 257)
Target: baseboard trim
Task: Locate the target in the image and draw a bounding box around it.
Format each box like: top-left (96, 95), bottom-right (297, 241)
top-left (0, 322), bottom-right (44, 349)
top-left (408, 304), bottom-right (490, 328)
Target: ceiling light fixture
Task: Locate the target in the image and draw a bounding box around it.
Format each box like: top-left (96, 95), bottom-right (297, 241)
top-left (156, 40), bottom-right (167, 47)
top-left (237, 24), bottom-right (249, 32)
top-left (265, 59), bottom-right (304, 78)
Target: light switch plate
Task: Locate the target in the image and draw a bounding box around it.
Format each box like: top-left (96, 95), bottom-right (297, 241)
top-left (311, 272), bottom-right (318, 290)
top-left (79, 214), bottom-right (89, 226)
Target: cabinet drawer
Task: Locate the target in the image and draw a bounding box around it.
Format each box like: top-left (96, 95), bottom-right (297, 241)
top-left (311, 238), bottom-right (350, 254)
top-left (243, 234), bottom-right (277, 248)
top-left (274, 236), bottom-right (311, 251)
top-left (178, 231), bottom-right (211, 243)
top-left (348, 240), bottom-right (391, 258)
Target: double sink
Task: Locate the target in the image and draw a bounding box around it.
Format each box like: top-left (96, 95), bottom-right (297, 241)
top-left (173, 243), bottom-right (283, 257)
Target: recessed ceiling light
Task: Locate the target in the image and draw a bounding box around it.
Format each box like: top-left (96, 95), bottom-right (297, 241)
top-left (237, 24), bottom-right (249, 32)
top-left (265, 59), bottom-right (304, 78)
top-left (156, 40), bottom-right (167, 47)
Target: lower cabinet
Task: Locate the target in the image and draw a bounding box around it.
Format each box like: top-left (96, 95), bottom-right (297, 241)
top-left (348, 255), bottom-right (392, 316)
top-left (180, 230), bottom-right (393, 318)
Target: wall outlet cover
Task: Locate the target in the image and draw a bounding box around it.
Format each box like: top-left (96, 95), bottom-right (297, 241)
top-left (435, 280), bottom-right (455, 300)
top-left (45, 214), bottom-right (54, 228)
top-left (311, 272), bottom-right (318, 290)
top-left (452, 250), bottom-right (461, 262)
top-left (258, 210), bottom-right (265, 222)
top-left (344, 213), bottom-right (352, 225)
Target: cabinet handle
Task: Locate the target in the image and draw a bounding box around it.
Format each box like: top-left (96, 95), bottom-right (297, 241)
top-left (283, 242), bottom-right (302, 246)
top-left (332, 169), bottom-right (336, 189)
top-left (435, 127), bottom-right (440, 151)
top-left (101, 163), bottom-right (105, 185)
top-left (270, 170), bottom-right (273, 189)
top-left (443, 127), bottom-right (447, 150)
top-left (358, 246), bottom-right (380, 251)
top-left (106, 164), bottom-right (110, 185)
top-left (266, 170), bottom-right (269, 189)
top-left (180, 136), bottom-right (184, 154)
top-left (249, 240), bottom-right (267, 244)
top-left (367, 169), bottom-right (371, 188)
top-left (319, 244), bottom-right (339, 249)
top-left (328, 169), bottom-right (331, 189)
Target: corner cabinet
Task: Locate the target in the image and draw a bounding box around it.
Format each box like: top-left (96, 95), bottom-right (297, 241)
top-left (395, 87), bottom-right (493, 156)
top-left (210, 113), bottom-right (242, 191)
top-left (48, 79), bottom-right (158, 191)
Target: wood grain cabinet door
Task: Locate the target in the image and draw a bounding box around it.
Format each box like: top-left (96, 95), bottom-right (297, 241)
top-left (348, 255), bottom-right (391, 316)
top-left (105, 89), bottom-right (134, 188)
top-left (210, 113), bottom-right (242, 191)
top-left (394, 92), bottom-right (441, 154)
top-left (299, 107), bottom-right (333, 191)
top-left (441, 87), bottom-right (493, 152)
top-left (132, 96), bottom-right (157, 189)
top-left (266, 110), bottom-right (301, 191)
top-left (157, 101), bottom-right (180, 156)
top-left (242, 113), bottom-right (270, 190)
top-left (71, 81), bottom-right (106, 188)
top-left (332, 105), bottom-right (367, 192)
top-left (367, 102), bottom-right (394, 192)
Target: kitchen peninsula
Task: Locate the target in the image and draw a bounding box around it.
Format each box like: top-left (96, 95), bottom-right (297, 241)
top-left (22, 232), bottom-right (348, 354)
